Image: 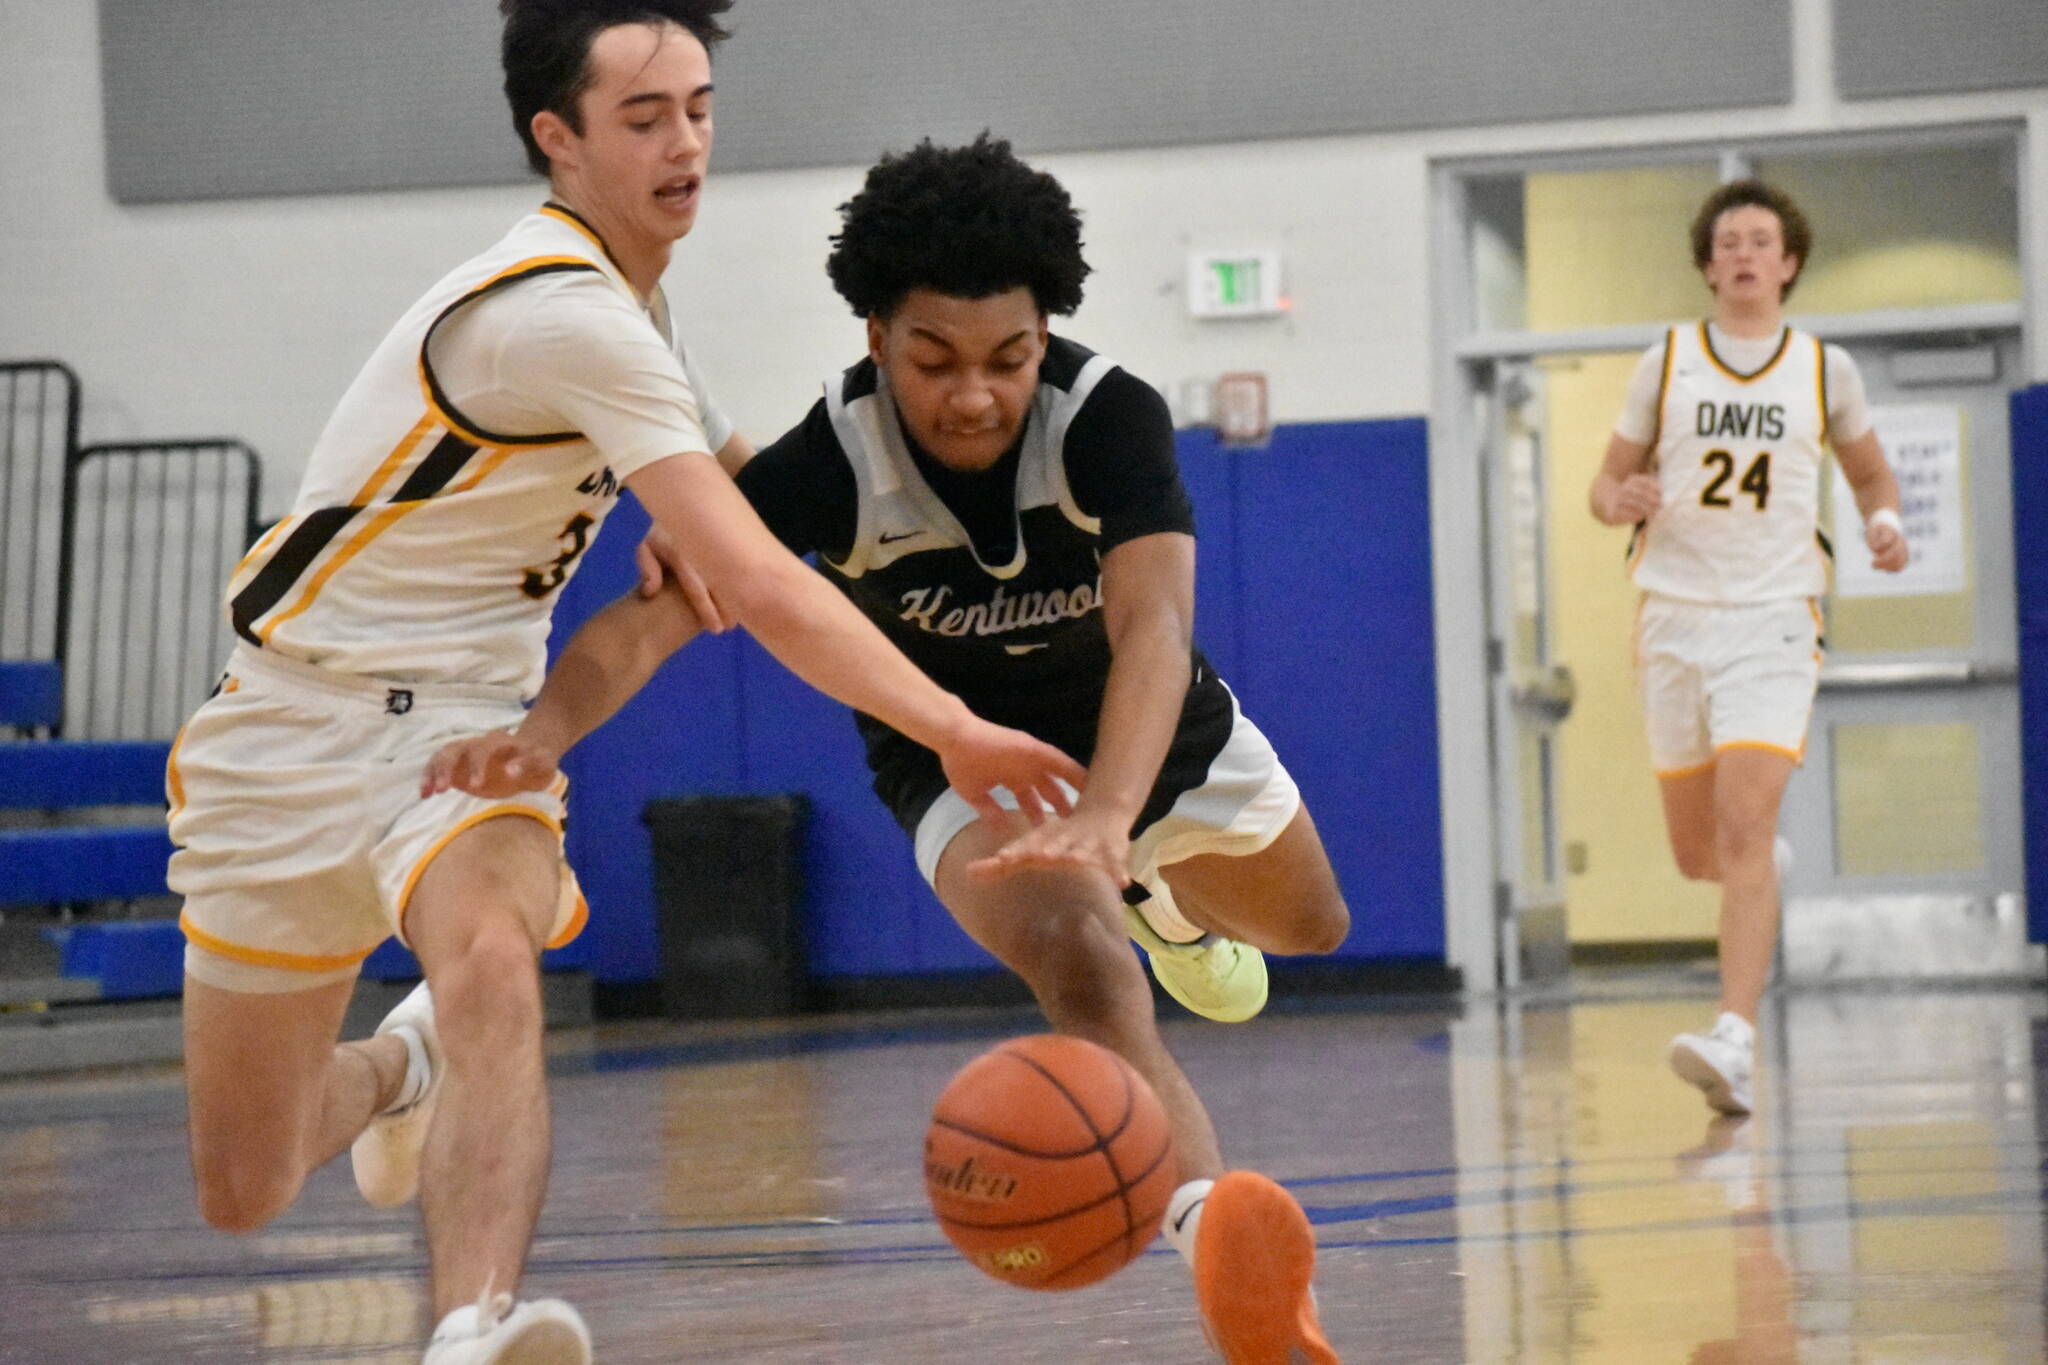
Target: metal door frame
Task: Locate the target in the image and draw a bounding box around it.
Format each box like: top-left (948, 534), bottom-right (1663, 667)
top-left (1429, 119), bottom-right (2033, 993)
top-left (1779, 332), bottom-right (2027, 934)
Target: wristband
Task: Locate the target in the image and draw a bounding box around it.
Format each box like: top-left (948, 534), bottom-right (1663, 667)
top-left (1868, 507), bottom-right (1904, 537)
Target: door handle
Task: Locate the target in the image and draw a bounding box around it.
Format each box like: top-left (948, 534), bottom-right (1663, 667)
top-left (1817, 660), bottom-right (2017, 691)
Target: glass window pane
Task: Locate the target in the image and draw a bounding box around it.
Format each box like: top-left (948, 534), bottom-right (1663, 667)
top-left (1753, 145), bottom-right (2022, 313)
top-left (1524, 164), bottom-right (1722, 330)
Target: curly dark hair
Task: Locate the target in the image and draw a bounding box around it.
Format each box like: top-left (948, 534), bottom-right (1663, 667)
top-left (1689, 179), bottom-right (1813, 299)
top-left (501, 0), bottom-right (735, 177)
top-left (827, 133), bottom-right (1091, 320)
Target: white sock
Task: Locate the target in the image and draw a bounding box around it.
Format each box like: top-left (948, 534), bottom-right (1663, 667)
top-left (1162, 1178), bottom-right (1215, 1270)
top-left (382, 1024), bottom-right (430, 1114)
top-left (431, 1303), bottom-right (483, 1342)
top-left (432, 1291), bottom-right (510, 1342)
top-left (1134, 878), bottom-right (1205, 945)
top-left (1712, 1012), bottom-right (1755, 1051)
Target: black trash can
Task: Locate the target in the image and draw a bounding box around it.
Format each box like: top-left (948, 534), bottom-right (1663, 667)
top-left (642, 794), bottom-right (809, 1019)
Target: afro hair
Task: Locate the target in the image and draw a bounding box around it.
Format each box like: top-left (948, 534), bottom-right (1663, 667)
top-left (827, 133), bottom-right (1090, 319)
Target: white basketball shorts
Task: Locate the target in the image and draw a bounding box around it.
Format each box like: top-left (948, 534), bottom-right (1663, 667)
top-left (1634, 593), bottom-right (1824, 777)
top-left (167, 645), bottom-right (586, 992)
top-left (912, 688), bottom-right (1302, 889)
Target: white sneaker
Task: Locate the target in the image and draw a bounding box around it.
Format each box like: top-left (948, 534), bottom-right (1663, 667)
top-left (352, 981), bottom-right (442, 1207)
top-left (1669, 1012), bottom-right (1754, 1116)
top-left (423, 1295), bottom-right (590, 1365)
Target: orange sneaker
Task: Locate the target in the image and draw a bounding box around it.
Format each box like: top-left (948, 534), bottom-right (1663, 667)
top-left (1193, 1171), bottom-right (1340, 1364)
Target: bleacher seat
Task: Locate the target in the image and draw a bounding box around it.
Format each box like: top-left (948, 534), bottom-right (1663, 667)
top-left (1, 738), bottom-right (180, 995)
top-left (43, 919), bottom-right (185, 1000)
top-left (0, 740), bottom-right (172, 809)
top-left (0, 826), bottom-right (177, 905)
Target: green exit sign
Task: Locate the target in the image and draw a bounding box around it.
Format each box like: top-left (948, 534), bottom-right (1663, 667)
top-left (1188, 250), bottom-right (1283, 318)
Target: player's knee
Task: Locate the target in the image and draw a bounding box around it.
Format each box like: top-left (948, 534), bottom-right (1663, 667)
top-left (1253, 896), bottom-right (1351, 961)
top-left (429, 927), bottom-right (542, 1045)
top-left (1295, 896), bottom-right (1350, 955)
top-left (1712, 822), bottom-right (1771, 870)
top-left (1022, 933), bottom-right (1146, 1027)
top-left (193, 1158), bottom-right (299, 1234)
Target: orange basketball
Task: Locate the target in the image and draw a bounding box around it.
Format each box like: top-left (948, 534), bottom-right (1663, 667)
top-left (924, 1033), bottom-right (1177, 1291)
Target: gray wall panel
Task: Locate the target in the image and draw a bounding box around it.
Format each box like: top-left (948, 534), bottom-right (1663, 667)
top-left (102, 1), bottom-right (525, 203)
top-left (712, 0), bottom-right (1790, 171)
top-left (102, 0), bottom-right (1792, 204)
top-left (1836, 0), bottom-right (2048, 99)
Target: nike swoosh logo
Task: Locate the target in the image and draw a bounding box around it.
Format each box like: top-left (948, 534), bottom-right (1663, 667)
top-left (1005, 642), bottom-right (1048, 655)
top-left (880, 531), bottom-right (920, 544)
top-left (1172, 1197), bottom-right (1206, 1233)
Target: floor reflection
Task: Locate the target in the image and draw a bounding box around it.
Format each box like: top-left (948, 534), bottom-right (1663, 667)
top-left (0, 983), bottom-right (2042, 1361)
top-left (1452, 989), bottom-right (2048, 1363)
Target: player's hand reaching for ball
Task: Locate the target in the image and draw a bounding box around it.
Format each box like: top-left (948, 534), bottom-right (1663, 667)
top-left (967, 805), bottom-right (1132, 887)
top-left (936, 717), bottom-right (1086, 833)
top-left (1607, 473), bottom-right (1662, 523)
top-left (421, 730), bottom-right (561, 799)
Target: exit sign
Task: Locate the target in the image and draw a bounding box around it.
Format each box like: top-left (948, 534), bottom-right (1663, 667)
top-left (1188, 251), bottom-right (1284, 318)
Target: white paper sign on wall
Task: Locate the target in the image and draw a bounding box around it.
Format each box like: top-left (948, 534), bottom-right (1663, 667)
top-left (1830, 403), bottom-right (1968, 598)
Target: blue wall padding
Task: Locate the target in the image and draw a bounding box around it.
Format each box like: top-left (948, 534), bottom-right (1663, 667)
top-left (2010, 385), bottom-right (2048, 942)
top-left (548, 492), bottom-right (748, 981)
top-left (48, 919), bottom-right (185, 999)
top-left (0, 740), bottom-right (172, 809)
top-left (548, 417), bottom-right (1446, 984)
top-left (0, 661), bottom-right (63, 731)
top-left (1184, 420), bottom-right (1446, 957)
top-left (1, 826), bottom-right (174, 905)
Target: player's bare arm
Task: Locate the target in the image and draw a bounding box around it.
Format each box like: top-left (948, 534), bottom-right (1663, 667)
top-left (1589, 432), bottom-right (1659, 525)
top-left (634, 429), bottom-right (760, 616)
top-left (626, 450), bottom-right (1086, 825)
top-left (1833, 427), bottom-right (1910, 572)
top-left (423, 577), bottom-right (704, 799)
top-left (969, 531), bottom-right (1196, 884)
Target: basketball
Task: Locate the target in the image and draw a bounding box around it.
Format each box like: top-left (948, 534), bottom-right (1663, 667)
top-left (924, 1033), bottom-right (1177, 1291)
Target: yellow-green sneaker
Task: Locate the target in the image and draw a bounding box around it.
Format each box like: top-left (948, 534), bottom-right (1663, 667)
top-left (1122, 904), bottom-right (1268, 1023)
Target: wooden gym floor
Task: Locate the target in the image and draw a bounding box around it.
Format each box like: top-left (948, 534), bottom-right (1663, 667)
top-left (2, 980), bottom-right (2043, 1362)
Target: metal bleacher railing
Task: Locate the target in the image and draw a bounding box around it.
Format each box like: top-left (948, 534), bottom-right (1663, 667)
top-left (67, 440), bottom-right (263, 739)
top-left (0, 360), bottom-right (81, 735)
top-left (2, 363), bottom-right (267, 1004)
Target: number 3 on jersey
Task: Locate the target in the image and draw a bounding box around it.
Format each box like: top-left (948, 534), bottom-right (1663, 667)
top-left (521, 512), bottom-right (594, 598)
top-left (1700, 449), bottom-right (1771, 511)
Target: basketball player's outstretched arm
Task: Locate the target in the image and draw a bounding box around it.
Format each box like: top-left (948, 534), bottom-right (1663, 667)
top-left (421, 576), bottom-right (707, 798)
top-left (1832, 428), bottom-right (1909, 572)
top-left (427, 451), bottom-right (1083, 825)
top-left (968, 531), bottom-right (1196, 884)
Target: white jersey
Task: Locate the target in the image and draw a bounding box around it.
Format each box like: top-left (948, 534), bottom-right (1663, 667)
top-left (226, 204), bottom-right (727, 695)
top-left (1629, 322), bottom-right (1834, 605)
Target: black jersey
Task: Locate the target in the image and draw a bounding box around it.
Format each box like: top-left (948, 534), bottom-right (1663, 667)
top-left (737, 336), bottom-right (1234, 833)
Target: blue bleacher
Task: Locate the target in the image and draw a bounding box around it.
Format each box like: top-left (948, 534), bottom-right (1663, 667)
top-left (0, 739), bottom-right (173, 809)
top-left (1, 738), bottom-right (180, 999)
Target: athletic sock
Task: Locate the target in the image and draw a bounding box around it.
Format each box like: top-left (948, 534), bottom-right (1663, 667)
top-left (382, 1024), bottom-right (430, 1114)
top-left (1129, 880), bottom-right (1205, 945)
top-left (1163, 1177), bottom-right (1215, 1270)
